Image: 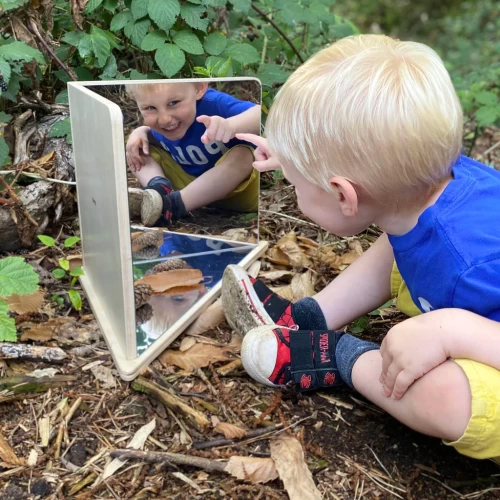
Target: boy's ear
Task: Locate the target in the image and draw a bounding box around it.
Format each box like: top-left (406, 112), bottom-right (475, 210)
top-left (195, 82), bottom-right (209, 100)
top-left (329, 176), bottom-right (359, 216)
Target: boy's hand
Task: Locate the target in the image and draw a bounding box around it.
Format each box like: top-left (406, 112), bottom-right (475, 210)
top-left (197, 115), bottom-right (236, 144)
top-left (379, 313), bottom-right (450, 400)
top-left (126, 126), bottom-right (150, 171)
top-left (235, 133), bottom-right (283, 172)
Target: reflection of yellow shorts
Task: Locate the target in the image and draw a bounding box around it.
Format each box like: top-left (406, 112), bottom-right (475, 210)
top-left (391, 262), bottom-right (500, 460)
top-left (149, 145), bottom-right (259, 213)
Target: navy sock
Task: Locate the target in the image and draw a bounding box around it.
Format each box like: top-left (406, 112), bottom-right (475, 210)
top-left (335, 334), bottom-right (380, 388)
top-left (292, 297), bottom-right (327, 330)
top-left (146, 177), bottom-right (187, 222)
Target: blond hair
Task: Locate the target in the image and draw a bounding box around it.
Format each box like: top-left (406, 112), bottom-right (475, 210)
top-left (266, 35), bottom-right (463, 204)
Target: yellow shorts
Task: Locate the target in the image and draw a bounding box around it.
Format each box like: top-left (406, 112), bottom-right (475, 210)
top-left (391, 263), bottom-right (500, 460)
top-left (149, 144), bottom-right (259, 213)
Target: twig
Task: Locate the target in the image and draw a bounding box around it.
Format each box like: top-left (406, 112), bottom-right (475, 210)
top-left (420, 472), bottom-right (464, 498)
top-left (0, 344), bottom-right (67, 364)
top-left (366, 445), bottom-right (392, 479)
top-left (0, 171), bottom-right (76, 185)
top-left (192, 423), bottom-right (283, 450)
top-left (260, 209), bottom-right (319, 228)
top-left (28, 19), bottom-right (77, 81)
top-left (475, 138), bottom-right (500, 161)
top-left (251, 3), bottom-right (304, 63)
top-left (0, 175), bottom-right (39, 227)
top-left (110, 449), bottom-right (227, 473)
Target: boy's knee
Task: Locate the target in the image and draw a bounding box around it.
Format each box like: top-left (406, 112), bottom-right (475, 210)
top-left (225, 146), bottom-right (254, 169)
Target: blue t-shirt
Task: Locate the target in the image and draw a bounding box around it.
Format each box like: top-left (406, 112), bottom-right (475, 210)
top-left (150, 88), bottom-right (255, 177)
top-left (388, 155), bottom-right (500, 321)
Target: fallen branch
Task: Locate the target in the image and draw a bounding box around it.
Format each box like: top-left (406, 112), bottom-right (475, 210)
top-left (0, 343), bottom-right (67, 363)
top-left (0, 374), bottom-right (76, 394)
top-left (132, 376), bottom-right (210, 429)
top-left (110, 449), bottom-right (227, 473)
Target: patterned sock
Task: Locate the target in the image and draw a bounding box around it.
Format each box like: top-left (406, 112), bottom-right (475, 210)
top-left (335, 334), bottom-right (380, 388)
top-left (146, 177), bottom-right (187, 222)
top-left (292, 297), bottom-right (328, 330)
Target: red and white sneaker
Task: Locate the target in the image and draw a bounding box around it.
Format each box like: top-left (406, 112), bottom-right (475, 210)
top-left (241, 325), bottom-right (344, 391)
top-left (221, 265), bottom-right (298, 335)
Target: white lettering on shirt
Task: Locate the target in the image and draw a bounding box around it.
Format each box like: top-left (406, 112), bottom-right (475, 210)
top-left (418, 297), bottom-right (434, 313)
top-left (205, 140), bottom-right (229, 156)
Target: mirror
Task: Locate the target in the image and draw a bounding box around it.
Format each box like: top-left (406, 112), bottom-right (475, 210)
top-left (68, 78), bottom-right (266, 379)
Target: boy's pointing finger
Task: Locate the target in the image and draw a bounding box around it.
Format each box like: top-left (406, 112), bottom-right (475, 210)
top-left (236, 133), bottom-right (267, 150)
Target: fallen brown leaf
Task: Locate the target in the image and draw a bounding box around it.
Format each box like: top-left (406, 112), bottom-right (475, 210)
top-left (266, 247), bottom-right (291, 267)
top-left (270, 271), bottom-right (315, 302)
top-left (270, 435), bottom-right (322, 500)
top-left (258, 270), bottom-right (294, 281)
top-left (340, 240), bottom-right (364, 266)
top-left (5, 290), bottom-right (44, 314)
top-left (159, 343), bottom-right (232, 371)
top-left (214, 422), bottom-right (248, 439)
top-left (135, 269), bottom-right (203, 293)
top-left (179, 337), bottom-right (197, 352)
top-left (276, 231), bottom-right (311, 268)
top-left (185, 298), bottom-right (225, 336)
top-left (224, 456), bottom-right (279, 484)
top-left (0, 431), bottom-right (24, 467)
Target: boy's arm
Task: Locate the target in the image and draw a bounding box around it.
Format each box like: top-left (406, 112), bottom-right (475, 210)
top-left (225, 105), bottom-right (261, 135)
top-left (380, 308), bottom-right (500, 399)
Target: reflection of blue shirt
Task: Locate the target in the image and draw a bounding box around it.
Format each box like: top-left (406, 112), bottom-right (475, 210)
top-left (150, 89), bottom-right (255, 177)
top-left (388, 155), bottom-right (500, 321)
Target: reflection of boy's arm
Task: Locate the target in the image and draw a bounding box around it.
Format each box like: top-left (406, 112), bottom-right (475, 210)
top-left (197, 105), bottom-right (261, 145)
top-left (126, 126), bottom-right (151, 171)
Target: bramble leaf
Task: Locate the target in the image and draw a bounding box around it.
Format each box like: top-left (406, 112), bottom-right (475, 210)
top-left (204, 32), bottom-right (227, 56)
top-left (0, 257), bottom-right (39, 297)
top-left (0, 300), bottom-right (16, 342)
top-left (173, 30), bottom-right (204, 55)
top-left (155, 44), bottom-right (185, 77)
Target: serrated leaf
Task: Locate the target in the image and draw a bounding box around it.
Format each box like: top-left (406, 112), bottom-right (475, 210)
top-left (204, 32), bottom-right (226, 55)
top-left (0, 257), bottom-right (39, 297)
top-left (203, 0), bottom-right (226, 6)
top-left (78, 33), bottom-right (111, 68)
top-left (129, 69), bottom-right (148, 79)
top-left (0, 41), bottom-right (45, 64)
top-left (124, 18), bottom-right (151, 47)
top-left (2, 73), bottom-right (20, 102)
top-left (100, 54), bottom-right (118, 79)
top-left (0, 111), bottom-right (12, 123)
top-left (0, 0), bottom-right (29, 12)
top-left (148, 0), bottom-right (180, 31)
top-left (173, 30), bottom-right (203, 55)
top-left (48, 119), bottom-right (72, 145)
top-left (141, 30), bottom-right (169, 51)
top-left (0, 58), bottom-right (11, 83)
top-left (68, 290), bottom-right (82, 311)
top-left (131, 0), bottom-right (148, 20)
top-left (224, 43), bottom-right (259, 65)
top-left (257, 63), bottom-right (290, 87)
top-left (62, 31), bottom-right (86, 47)
top-left (0, 137), bottom-right (10, 167)
top-left (475, 91), bottom-right (499, 107)
top-left (84, 0), bottom-right (104, 13)
top-left (92, 25), bottom-right (122, 50)
top-left (180, 4), bottom-right (208, 32)
top-left (476, 106), bottom-right (500, 127)
top-left (110, 11), bottom-right (132, 32)
top-left (0, 305), bottom-right (17, 342)
top-left (230, 0), bottom-right (250, 12)
top-left (155, 43), bottom-right (185, 77)
top-left (64, 236), bottom-right (81, 247)
top-left (103, 0), bottom-right (119, 11)
top-left (55, 89), bottom-right (69, 104)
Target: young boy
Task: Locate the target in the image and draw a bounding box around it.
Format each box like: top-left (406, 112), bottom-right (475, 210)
top-left (222, 34), bottom-right (500, 461)
top-left (126, 82), bottom-right (261, 226)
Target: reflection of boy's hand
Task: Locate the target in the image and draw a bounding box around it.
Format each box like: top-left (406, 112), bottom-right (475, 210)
top-left (197, 115), bottom-right (236, 144)
top-left (126, 126), bottom-right (150, 171)
top-left (236, 133), bottom-right (282, 172)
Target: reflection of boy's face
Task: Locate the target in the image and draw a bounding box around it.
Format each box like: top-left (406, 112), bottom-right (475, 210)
top-left (134, 83), bottom-right (208, 141)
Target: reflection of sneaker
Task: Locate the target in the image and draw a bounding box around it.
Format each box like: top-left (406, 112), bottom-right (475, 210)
top-left (241, 325), bottom-right (344, 391)
top-left (222, 265), bottom-right (298, 335)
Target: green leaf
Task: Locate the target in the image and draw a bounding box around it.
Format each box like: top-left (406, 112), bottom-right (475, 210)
top-left (48, 118), bottom-right (73, 145)
top-left (204, 32), bottom-right (227, 56)
top-left (78, 33), bottom-right (111, 68)
top-left (0, 137), bottom-right (9, 167)
top-left (37, 235), bottom-right (56, 247)
top-left (68, 290), bottom-right (83, 311)
top-left (55, 89), bottom-right (69, 104)
top-left (476, 106), bottom-right (500, 127)
top-left (58, 259), bottom-right (70, 271)
top-left (111, 11), bottom-right (133, 32)
top-left (173, 30), bottom-right (204, 55)
top-left (0, 0), bottom-right (29, 12)
top-left (131, 0), bottom-right (149, 19)
top-left (148, 0), bottom-right (180, 32)
top-left (129, 69), bottom-right (148, 80)
top-left (2, 73), bottom-right (20, 102)
top-left (155, 43), bottom-right (185, 77)
top-left (70, 267), bottom-right (85, 277)
top-left (141, 30), bottom-right (169, 51)
top-left (0, 257), bottom-right (39, 296)
top-left (0, 58), bottom-right (11, 83)
top-left (369, 299), bottom-right (393, 316)
top-left (52, 268), bottom-right (66, 279)
top-left (62, 31), bottom-right (87, 48)
top-left (64, 236), bottom-right (81, 248)
top-left (257, 63), bottom-right (290, 87)
top-left (92, 25), bottom-right (122, 51)
top-left (0, 300), bottom-right (16, 342)
top-left (180, 4), bottom-right (208, 32)
top-left (230, 0), bottom-right (250, 12)
top-left (84, 0), bottom-right (104, 13)
top-left (208, 56), bottom-right (232, 77)
top-left (0, 112), bottom-right (12, 123)
top-left (350, 316), bottom-right (370, 334)
top-left (224, 42), bottom-right (260, 65)
top-left (103, 0), bottom-right (119, 11)
top-left (203, 0), bottom-right (226, 5)
top-left (100, 54), bottom-right (118, 79)
top-left (124, 18), bottom-right (151, 47)
top-left (475, 91), bottom-right (499, 107)
top-left (0, 41), bottom-right (45, 64)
